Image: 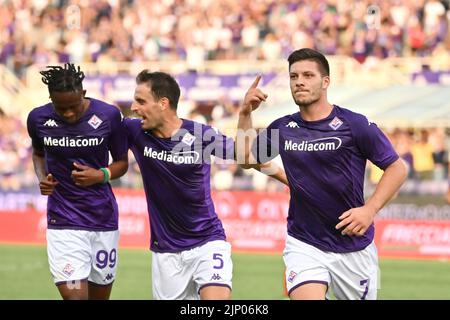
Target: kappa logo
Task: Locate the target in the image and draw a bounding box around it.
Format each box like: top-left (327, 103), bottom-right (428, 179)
top-left (210, 273), bottom-right (222, 281)
top-left (88, 114), bottom-right (103, 129)
top-left (328, 116), bottom-right (343, 130)
top-left (44, 119), bottom-right (58, 127)
top-left (286, 121), bottom-right (299, 128)
top-left (104, 273), bottom-right (114, 282)
top-left (181, 132), bottom-right (196, 146)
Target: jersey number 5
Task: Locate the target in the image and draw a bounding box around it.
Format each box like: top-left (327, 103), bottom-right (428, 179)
top-left (213, 253), bottom-right (224, 269)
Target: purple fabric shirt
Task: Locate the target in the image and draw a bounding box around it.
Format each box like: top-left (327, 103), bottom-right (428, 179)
top-left (27, 98), bottom-right (127, 231)
top-left (254, 105), bottom-right (399, 253)
top-left (125, 118), bottom-right (234, 253)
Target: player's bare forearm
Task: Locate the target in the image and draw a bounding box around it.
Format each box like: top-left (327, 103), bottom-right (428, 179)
top-left (366, 158), bottom-right (408, 214)
top-left (108, 157), bottom-right (129, 180)
top-left (269, 166), bottom-right (289, 186)
top-left (252, 162), bottom-right (289, 186)
top-left (32, 149), bottom-right (46, 182)
top-left (32, 149), bottom-right (59, 195)
top-left (236, 75), bottom-right (267, 167)
top-left (336, 159), bottom-right (407, 236)
top-left (236, 113), bottom-right (257, 167)
top-left (238, 108), bottom-right (253, 130)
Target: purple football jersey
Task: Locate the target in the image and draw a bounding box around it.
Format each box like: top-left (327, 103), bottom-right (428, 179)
top-left (27, 98), bottom-right (127, 231)
top-left (125, 118), bottom-right (235, 253)
top-left (254, 105), bottom-right (399, 253)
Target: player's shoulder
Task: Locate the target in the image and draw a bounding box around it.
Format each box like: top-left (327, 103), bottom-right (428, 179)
top-left (27, 102), bottom-right (53, 121)
top-left (182, 118), bottom-right (213, 135)
top-left (89, 98), bottom-right (122, 118)
top-left (267, 113), bottom-right (297, 129)
top-left (335, 105), bottom-right (371, 125)
top-left (335, 105), bottom-right (377, 138)
top-left (123, 117), bottom-right (141, 131)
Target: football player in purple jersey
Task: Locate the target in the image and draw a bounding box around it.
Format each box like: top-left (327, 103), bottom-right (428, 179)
top-left (125, 70), bottom-right (287, 300)
top-left (237, 48), bottom-right (408, 300)
top-left (27, 63), bottom-right (128, 299)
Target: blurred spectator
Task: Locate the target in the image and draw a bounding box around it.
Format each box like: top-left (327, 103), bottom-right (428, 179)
top-left (2, 0), bottom-right (450, 80)
top-left (429, 127), bottom-right (448, 180)
top-left (211, 157), bottom-right (236, 190)
top-left (392, 128), bottom-right (415, 179)
top-left (188, 109), bottom-right (208, 125)
top-left (411, 129), bottom-right (435, 180)
top-left (0, 109), bottom-right (34, 191)
top-left (2, 107), bottom-right (450, 193)
top-left (447, 159), bottom-right (450, 203)
top-left (446, 185), bottom-right (450, 203)
top-left (2, 1), bottom-right (450, 194)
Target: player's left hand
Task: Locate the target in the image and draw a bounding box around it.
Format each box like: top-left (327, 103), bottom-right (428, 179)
top-left (71, 162), bottom-right (104, 187)
top-left (240, 75), bottom-right (268, 116)
top-left (335, 205), bottom-right (377, 237)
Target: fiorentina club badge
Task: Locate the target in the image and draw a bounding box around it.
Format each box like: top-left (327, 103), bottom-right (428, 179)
top-left (63, 263), bottom-right (75, 276)
top-left (88, 114), bottom-right (103, 129)
top-left (328, 116), bottom-right (343, 130)
top-left (288, 271), bottom-right (297, 283)
top-left (181, 132), bottom-right (196, 146)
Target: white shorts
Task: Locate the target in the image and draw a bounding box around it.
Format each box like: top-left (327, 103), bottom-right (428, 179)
top-left (46, 229), bottom-right (119, 286)
top-left (152, 240), bottom-right (233, 300)
top-left (283, 235), bottom-right (379, 300)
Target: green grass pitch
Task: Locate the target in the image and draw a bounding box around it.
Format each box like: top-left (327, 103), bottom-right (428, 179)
top-left (1, 244), bottom-right (449, 299)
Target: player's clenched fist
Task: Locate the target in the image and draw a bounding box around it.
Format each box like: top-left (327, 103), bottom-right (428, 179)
top-left (39, 173), bottom-right (58, 195)
top-left (241, 75), bottom-right (268, 116)
top-left (71, 162), bottom-right (104, 187)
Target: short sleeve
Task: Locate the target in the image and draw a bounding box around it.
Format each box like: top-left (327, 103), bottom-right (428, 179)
top-left (202, 125), bottom-right (235, 160)
top-left (108, 109), bottom-right (128, 160)
top-left (26, 110), bottom-right (44, 153)
top-left (352, 117), bottom-right (399, 170)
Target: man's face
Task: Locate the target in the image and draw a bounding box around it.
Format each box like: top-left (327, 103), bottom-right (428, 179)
top-left (131, 83), bottom-right (163, 130)
top-left (289, 60), bottom-right (329, 107)
top-left (50, 90), bottom-right (86, 124)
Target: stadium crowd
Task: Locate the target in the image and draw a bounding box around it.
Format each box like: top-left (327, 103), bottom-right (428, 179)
top-left (1, 107), bottom-right (448, 192)
top-left (1, 0), bottom-right (450, 193)
top-left (1, 0), bottom-right (450, 80)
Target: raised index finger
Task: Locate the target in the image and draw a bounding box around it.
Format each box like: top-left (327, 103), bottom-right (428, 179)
top-left (249, 75), bottom-right (261, 89)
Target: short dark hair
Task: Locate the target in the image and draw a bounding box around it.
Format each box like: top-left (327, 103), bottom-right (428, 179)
top-left (40, 63), bottom-right (85, 93)
top-left (287, 48), bottom-right (330, 76)
top-left (136, 70), bottom-right (180, 110)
